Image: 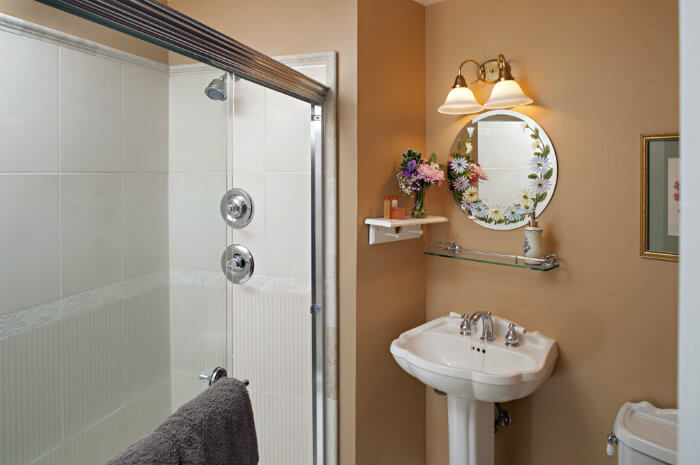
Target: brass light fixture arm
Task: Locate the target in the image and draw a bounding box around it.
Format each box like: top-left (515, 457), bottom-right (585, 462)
top-left (453, 54), bottom-right (514, 86)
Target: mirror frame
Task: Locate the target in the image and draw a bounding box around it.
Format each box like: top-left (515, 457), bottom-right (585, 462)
top-left (449, 109), bottom-right (558, 230)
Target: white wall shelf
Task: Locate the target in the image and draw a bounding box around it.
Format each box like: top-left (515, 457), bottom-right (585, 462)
top-left (364, 216), bottom-right (448, 245)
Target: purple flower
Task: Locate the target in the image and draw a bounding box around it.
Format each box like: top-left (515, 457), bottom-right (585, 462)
top-left (452, 176), bottom-right (469, 191)
top-left (402, 159), bottom-right (417, 178)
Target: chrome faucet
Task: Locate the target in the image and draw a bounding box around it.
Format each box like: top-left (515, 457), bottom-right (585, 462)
top-left (469, 311), bottom-right (495, 342)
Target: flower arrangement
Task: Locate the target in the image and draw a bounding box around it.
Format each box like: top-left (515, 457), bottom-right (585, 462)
top-left (397, 149), bottom-right (445, 218)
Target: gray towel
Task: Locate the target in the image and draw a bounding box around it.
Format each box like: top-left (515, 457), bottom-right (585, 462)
top-left (108, 378), bottom-right (258, 465)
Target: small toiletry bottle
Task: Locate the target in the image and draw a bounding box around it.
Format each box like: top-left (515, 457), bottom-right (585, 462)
top-left (383, 195), bottom-right (391, 219)
top-left (391, 195), bottom-right (398, 208)
top-left (523, 209), bottom-right (543, 264)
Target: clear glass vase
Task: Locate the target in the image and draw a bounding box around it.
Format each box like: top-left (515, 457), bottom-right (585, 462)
top-left (412, 187), bottom-right (428, 218)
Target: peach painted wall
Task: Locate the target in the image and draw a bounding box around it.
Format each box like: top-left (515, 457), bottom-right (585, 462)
top-left (0, 0), bottom-right (169, 63)
top-left (424, 1), bottom-right (679, 464)
top-left (356, 0), bottom-right (426, 463)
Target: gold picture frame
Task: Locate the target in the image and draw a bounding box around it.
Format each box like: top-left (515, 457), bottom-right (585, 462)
top-left (640, 134), bottom-right (680, 261)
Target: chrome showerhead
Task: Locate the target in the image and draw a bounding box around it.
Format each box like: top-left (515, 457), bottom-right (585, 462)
top-left (205, 74), bottom-right (227, 101)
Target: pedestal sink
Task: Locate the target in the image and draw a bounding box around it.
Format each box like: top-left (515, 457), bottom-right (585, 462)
top-left (390, 313), bottom-right (557, 465)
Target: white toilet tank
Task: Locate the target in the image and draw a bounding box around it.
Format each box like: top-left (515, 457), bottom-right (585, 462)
top-left (612, 401), bottom-right (677, 465)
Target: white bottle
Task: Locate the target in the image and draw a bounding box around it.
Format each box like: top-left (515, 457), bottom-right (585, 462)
top-left (523, 210), bottom-right (543, 264)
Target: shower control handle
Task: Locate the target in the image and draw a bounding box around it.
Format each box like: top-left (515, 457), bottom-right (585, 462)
top-left (221, 244), bottom-right (254, 284)
top-left (221, 188), bottom-right (254, 229)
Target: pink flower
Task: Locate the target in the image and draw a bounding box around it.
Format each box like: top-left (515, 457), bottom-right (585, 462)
top-left (470, 163), bottom-right (489, 181)
top-left (674, 192), bottom-right (680, 202)
top-left (415, 162), bottom-right (445, 184)
top-left (674, 181), bottom-right (680, 191)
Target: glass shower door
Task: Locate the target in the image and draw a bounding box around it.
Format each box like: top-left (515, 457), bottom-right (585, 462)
top-left (0, 17), bottom-right (231, 464)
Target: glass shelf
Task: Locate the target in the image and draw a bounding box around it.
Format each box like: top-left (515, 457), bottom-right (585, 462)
top-left (425, 242), bottom-right (560, 271)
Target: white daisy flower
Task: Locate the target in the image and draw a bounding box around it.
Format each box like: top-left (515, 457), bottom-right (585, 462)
top-left (467, 127), bottom-right (475, 137)
top-left (463, 186), bottom-right (479, 204)
top-left (449, 158), bottom-right (469, 174)
top-left (490, 206), bottom-right (505, 221)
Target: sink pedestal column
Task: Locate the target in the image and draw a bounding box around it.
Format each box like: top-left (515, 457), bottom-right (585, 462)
top-left (447, 396), bottom-right (494, 465)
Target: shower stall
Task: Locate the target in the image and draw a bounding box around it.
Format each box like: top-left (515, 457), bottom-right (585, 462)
top-left (0, 2), bottom-right (335, 464)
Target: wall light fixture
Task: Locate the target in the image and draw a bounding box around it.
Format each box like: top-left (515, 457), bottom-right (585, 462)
top-left (438, 53), bottom-right (533, 115)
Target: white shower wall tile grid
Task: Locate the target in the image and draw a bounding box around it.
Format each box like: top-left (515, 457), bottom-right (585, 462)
top-left (59, 47), bottom-right (123, 173)
top-left (168, 281), bottom-right (228, 411)
top-left (249, 390), bottom-right (313, 465)
top-left (230, 286), bottom-right (312, 398)
top-left (123, 64), bottom-right (169, 173)
top-left (0, 322), bottom-right (63, 465)
top-left (0, 30), bottom-right (59, 172)
top-left (123, 173), bottom-right (169, 279)
top-left (168, 172), bottom-right (227, 273)
top-left (168, 70), bottom-right (227, 174)
top-left (0, 174), bottom-right (60, 315)
top-left (60, 173), bottom-right (123, 298)
top-left (0, 26), bottom-right (173, 465)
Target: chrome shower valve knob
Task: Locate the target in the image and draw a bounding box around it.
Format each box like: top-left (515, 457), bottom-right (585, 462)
top-left (221, 244), bottom-right (254, 284)
top-left (220, 188), bottom-right (254, 228)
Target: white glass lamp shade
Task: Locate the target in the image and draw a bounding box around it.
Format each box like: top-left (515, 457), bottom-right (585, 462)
top-left (483, 80), bottom-right (533, 109)
top-left (438, 86), bottom-right (483, 115)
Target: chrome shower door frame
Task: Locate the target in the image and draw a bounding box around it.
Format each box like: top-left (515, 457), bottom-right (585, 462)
top-left (31, 1), bottom-right (331, 463)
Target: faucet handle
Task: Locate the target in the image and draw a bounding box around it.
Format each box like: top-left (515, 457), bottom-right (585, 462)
top-left (459, 314), bottom-right (472, 336)
top-left (505, 323), bottom-right (520, 347)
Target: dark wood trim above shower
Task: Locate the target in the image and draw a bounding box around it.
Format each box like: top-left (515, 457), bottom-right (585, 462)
top-left (34, 0), bottom-right (329, 105)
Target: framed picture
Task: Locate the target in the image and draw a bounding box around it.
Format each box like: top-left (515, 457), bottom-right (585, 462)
top-left (640, 134), bottom-right (680, 261)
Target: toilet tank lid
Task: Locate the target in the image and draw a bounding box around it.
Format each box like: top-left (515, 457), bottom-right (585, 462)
top-left (614, 401), bottom-right (678, 464)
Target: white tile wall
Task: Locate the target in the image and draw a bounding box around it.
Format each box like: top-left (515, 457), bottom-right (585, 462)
top-left (169, 71), bottom-right (227, 173)
top-left (0, 322), bottom-right (63, 465)
top-left (232, 79), bottom-right (265, 172)
top-left (169, 173), bottom-right (226, 272)
top-left (249, 390), bottom-right (313, 465)
top-left (123, 64), bottom-right (169, 172)
top-left (62, 302), bottom-right (126, 439)
top-left (230, 287), bottom-right (311, 398)
top-left (264, 172), bottom-right (311, 278)
top-left (59, 48), bottom-right (122, 173)
top-left (0, 30), bottom-right (58, 172)
top-left (2, 25), bottom-right (320, 465)
top-left (169, 279), bottom-right (227, 410)
top-left (63, 407), bottom-right (130, 465)
top-left (123, 173), bottom-right (168, 279)
top-left (0, 25), bottom-right (172, 465)
top-left (264, 90), bottom-right (311, 173)
top-left (229, 77), bottom-right (315, 464)
top-left (60, 174), bottom-right (122, 297)
top-left (0, 175), bottom-right (60, 315)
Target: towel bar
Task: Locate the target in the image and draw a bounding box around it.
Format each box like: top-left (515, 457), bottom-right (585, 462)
top-left (199, 367), bottom-right (250, 387)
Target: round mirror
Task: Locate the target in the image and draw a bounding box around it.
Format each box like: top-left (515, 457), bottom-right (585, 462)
top-left (447, 110), bottom-right (557, 230)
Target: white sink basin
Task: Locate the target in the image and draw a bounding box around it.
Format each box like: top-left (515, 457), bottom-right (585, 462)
top-left (390, 314), bottom-right (557, 465)
top-left (390, 313), bottom-right (557, 402)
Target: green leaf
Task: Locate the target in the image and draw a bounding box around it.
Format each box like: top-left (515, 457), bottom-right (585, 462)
top-left (543, 145), bottom-right (550, 156)
top-left (533, 152), bottom-right (543, 157)
top-left (527, 173), bottom-right (538, 179)
top-left (429, 153), bottom-right (437, 163)
top-left (530, 134), bottom-right (538, 139)
top-left (543, 168), bottom-right (553, 179)
top-left (535, 193), bottom-right (547, 203)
